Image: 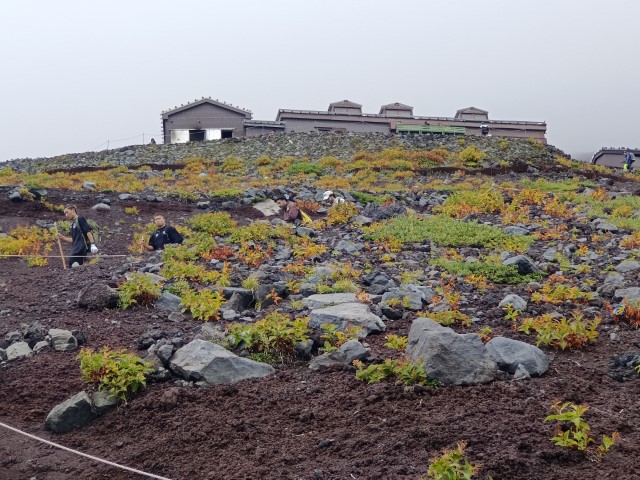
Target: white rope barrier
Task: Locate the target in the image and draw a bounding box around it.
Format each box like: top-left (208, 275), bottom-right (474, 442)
top-left (0, 420), bottom-right (174, 480)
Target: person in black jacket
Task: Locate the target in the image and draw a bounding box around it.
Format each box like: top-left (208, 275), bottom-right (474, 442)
top-left (145, 214), bottom-right (183, 251)
top-left (58, 204), bottom-right (98, 268)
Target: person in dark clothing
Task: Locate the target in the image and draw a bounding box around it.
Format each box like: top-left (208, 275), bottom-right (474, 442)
top-left (145, 214), bottom-right (183, 251)
top-left (58, 205), bottom-right (97, 268)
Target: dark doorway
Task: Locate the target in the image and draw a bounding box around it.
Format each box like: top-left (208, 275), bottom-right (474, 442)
top-left (221, 130), bottom-right (233, 139)
top-left (190, 129), bottom-right (206, 141)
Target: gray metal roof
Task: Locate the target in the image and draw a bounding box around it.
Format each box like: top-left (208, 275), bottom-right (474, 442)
top-left (328, 100), bottom-right (362, 109)
top-left (379, 102), bottom-right (413, 114)
top-left (455, 106), bottom-right (489, 117)
top-left (162, 97), bottom-right (252, 118)
top-left (276, 108), bottom-right (545, 127)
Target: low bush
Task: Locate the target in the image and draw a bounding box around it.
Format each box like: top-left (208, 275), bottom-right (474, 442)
top-left (117, 273), bottom-right (162, 309)
top-left (435, 190), bottom-right (505, 218)
top-left (353, 358), bottom-right (437, 387)
top-left (431, 258), bottom-right (543, 284)
top-left (422, 442), bottom-right (488, 480)
top-left (365, 215), bottom-right (533, 251)
top-left (326, 202), bottom-right (359, 225)
top-left (187, 212), bottom-right (237, 235)
top-left (78, 347), bottom-right (152, 402)
top-left (517, 311), bottom-right (600, 349)
top-left (227, 312), bottom-right (310, 363)
top-left (545, 401), bottom-right (619, 461)
top-left (181, 288), bottom-right (225, 321)
top-left (286, 162), bottom-right (324, 176)
top-left (458, 145), bottom-right (487, 167)
top-left (319, 324), bottom-right (362, 353)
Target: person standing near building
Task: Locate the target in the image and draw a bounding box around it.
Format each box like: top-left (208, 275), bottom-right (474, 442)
top-left (57, 205), bottom-right (98, 268)
top-left (144, 214), bottom-right (184, 251)
top-left (624, 150), bottom-right (636, 171)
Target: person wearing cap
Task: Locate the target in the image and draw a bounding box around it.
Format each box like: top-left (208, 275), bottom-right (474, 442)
top-left (322, 190), bottom-right (345, 208)
top-left (275, 196), bottom-right (302, 224)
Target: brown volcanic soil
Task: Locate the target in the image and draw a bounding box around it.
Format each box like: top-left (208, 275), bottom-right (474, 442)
top-left (1, 189), bottom-right (640, 480)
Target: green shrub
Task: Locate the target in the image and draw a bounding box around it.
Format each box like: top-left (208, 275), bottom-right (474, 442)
top-left (187, 212), bottom-right (237, 235)
top-left (423, 442), bottom-right (487, 480)
top-left (319, 324), bottom-right (362, 353)
top-left (431, 258), bottom-right (542, 284)
top-left (161, 259), bottom-right (223, 284)
top-left (384, 334), bottom-right (408, 352)
top-left (286, 162), bottom-right (324, 176)
top-left (227, 311), bottom-right (310, 363)
top-left (458, 145), bottom-right (487, 166)
top-left (434, 190), bottom-right (505, 218)
top-left (181, 288), bottom-right (225, 321)
top-left (78, 347), bottom-right (152, 402)
top-left (210, 188), bottom-right (244, 199)
top-left (220, 156), bottom-right (246, 173)
top-left (428, 310), bottom-right (472, 327)
top-left (353, 358), bottom-right (437, 387)
top-left (318, 156), bottom-right (344, 170)
top-left (365, 215), bottom-right (533, 250)
top-left (517, 312), bottom-right (600, 350)
top-left (545, 401), bottom-right (619, 460)
top-left (351, 191), bottom-right (393, 206)
top-left (228, 222), bottom-right (289, 243)
top-left (117, 273), bottom-right (162, 309)
top-left (166, 189), bottom-right (201, 202)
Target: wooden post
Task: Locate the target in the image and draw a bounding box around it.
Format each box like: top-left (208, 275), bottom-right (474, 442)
top-left (54, 222), bottom-right (67, 270)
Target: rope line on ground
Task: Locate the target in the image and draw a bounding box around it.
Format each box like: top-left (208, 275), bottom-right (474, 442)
top-left (0, 420), bottom-right (174, 480)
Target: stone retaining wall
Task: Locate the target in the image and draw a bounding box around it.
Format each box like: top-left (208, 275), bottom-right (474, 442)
top-left (4, 132), bottom-right (567, 173)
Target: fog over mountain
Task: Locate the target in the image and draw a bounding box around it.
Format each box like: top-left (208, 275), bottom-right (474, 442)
top-left (1, 0), bottom-right (638, 163)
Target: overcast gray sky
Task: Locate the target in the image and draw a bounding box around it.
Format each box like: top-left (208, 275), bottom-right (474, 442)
top-left (1, 0), bottom-right (638, 163)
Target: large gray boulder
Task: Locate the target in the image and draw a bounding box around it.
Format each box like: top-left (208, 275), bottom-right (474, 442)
top-left (502, 255), bottom-right (540, 275)
top-left (22, 322), bottom-right (47, 347)
top-left (77, 283), bottom-right (119, 310)
top-left (154, 292), bottom-right (182, 312)
top-left (45, 392), bottom-right (96, 433)
top-left (48, 329), bottom-right (78, 352)
top-left (498, 294), bottom-right (528, 311)
top-left (615, 261), bottom-right (640, 273)
top-left (221, 287), bottom-right (254, 312)
top-left (407, 318), bottom-right (496, 386)
top-left (381, 290), bottom-right (423, 311)
top-left (309, 340), bottom-right (371, 371)
top-left (485, 336), bottom-right (549, 376)
top-left (302, 293), bottom-right (357, 309)
top-left (309, 303), bottom-right (386, 336)
top-left (6, 341), bottom-right (32, 361)
top-left (169, 339), bottom-right (275, 385)
top-left (92, 391), bottom-right (120, 415)
top-left (252, 199), bottom-right (281, 217)
top-left (614, 287), bottom-right (640, 303)
top-left (600, 273), bottom-right (626, 298)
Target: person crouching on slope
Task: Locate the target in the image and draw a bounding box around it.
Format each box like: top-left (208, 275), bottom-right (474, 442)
top-left (57, 204), bottom-right (98, 268)
top-left (144, 214), bottom-right (184, 251)
top-left (322, 190), bottom-right (346, 208)
top-left (275, 196), bottom-right (302, 225)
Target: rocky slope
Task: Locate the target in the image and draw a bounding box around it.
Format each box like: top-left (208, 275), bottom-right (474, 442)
top-left (1, 137), bottom-right (639, 480)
